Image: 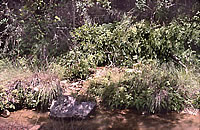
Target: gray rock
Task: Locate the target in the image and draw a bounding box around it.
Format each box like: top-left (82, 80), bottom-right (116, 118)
top-left (50, 96), bottom-right (96, 119)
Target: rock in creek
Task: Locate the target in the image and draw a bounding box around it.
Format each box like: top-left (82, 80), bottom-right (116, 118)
top-left (0, 109), bottom-right (10, 118)
top-left (49, 96), bottom-right (96, 119)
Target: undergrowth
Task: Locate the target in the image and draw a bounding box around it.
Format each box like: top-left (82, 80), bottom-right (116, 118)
top-left (88, 61), bottom-right (200, 113)
top-left (57, 13), bottom-right (199, 81)
top-left (0, 13), bottom-right (199, 115)
top-left (70, 14), bottom-right (200, 67)
top-left (0, 59), bottom-right (62, 111)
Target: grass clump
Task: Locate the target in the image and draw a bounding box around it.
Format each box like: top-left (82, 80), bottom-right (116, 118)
top-left (88, 62), bottom-right (200, 113)
top-left (0, 59), bottom-right (62, 111)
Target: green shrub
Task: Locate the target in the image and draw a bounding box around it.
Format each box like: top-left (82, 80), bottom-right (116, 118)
top-left (58, 13), bottom-right (199, 81)
top-left (70, 14), bottom-right (199, 67)
top-left (193, 93), bottom-right (200, 109)
top-left (64, 59), bottom-right (91, 80)
top-left (56, 45), bottom-right (99, 80)
top-left (88, 62), bottom-right (199, 113)
top-left (48, 62), bottom-right (66, 80)
top-left (0, 86), bottom-right (15, 111)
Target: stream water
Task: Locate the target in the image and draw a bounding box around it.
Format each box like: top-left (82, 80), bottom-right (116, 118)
top-left (0, 108), bottom-right (199, 130)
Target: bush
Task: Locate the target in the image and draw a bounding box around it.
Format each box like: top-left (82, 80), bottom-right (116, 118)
top-left (71, 14), bottom-right (200, 67)
top-left (193, 93), bottom-right (200, 109)
top-left (88, 61), bottom-right (200, 113)
top-left (64, 59), bottom-right (92, 80)
top-left (56, 48), bottom-right (97, 80)
top-left (52, 13), bottom-right (200, 81)
top-left (48, 62), bottom-right (66, 80)
top-left (0, 86), bottom-right (15, 111)
top-left (0, 2), bottom-right (21, 58)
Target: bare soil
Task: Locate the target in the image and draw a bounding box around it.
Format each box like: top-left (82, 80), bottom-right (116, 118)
top-left (0, 108), bottom-right (199, 130)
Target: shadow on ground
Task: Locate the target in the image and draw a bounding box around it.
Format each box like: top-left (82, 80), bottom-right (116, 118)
top-left (37, 108), bottom-right (200, 130)
top-left (0, 108), bottom-right (199, 130)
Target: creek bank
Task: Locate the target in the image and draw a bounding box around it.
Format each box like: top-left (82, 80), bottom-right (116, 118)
top-left (0, 108), bottom-right (199, 130)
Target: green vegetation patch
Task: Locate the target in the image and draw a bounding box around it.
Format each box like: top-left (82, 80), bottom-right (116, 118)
top-left (70, 14), bottom-right (200, 67)
top-left (88, 62), bottom-right (200, 113)
top-left (0, 73), bottom-right (62, 111)
top-left (0, 59), bottom-right (62, 111)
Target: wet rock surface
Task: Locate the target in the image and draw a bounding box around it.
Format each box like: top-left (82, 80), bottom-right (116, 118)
top-left (50, 96), bottom-right (96, 119)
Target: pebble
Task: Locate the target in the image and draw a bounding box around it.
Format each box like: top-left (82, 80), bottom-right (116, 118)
top-left (0, 109), bottom-right (10, 118)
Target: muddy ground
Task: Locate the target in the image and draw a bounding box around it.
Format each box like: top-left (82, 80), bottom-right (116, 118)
top-left (0, 108), bottom-right (199, 130)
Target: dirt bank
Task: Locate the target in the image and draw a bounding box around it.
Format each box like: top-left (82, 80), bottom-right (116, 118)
top-left (0, 108), bottom-right (199, 130)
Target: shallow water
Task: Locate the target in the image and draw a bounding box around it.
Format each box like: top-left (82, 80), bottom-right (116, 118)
top-left (0, 108), bottom-right (199, 130)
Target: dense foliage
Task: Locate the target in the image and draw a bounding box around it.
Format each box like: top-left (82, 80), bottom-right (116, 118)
top-left (0, 0), bottom-right (200, 114)
top-left (71, 14), bottom-right (199, 67)
top-left (88, 62), bottom-right (200, 113)
top-left (57, 13), bottom-right (200, 81)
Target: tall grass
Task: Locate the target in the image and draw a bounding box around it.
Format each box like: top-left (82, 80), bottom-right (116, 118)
top-left (0, 58), bottom-right (62, 111)
top-left (88, 61), bottom-right (200, 113)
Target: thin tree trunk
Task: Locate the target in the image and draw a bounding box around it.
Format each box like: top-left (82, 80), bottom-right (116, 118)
top-left (72, 0), bottom-right (76, 29)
